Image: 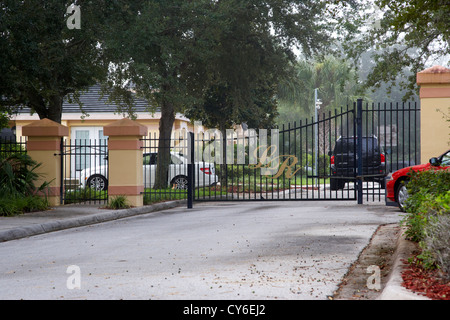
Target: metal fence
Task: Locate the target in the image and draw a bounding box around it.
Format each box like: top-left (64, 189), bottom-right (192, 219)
top-left (0, 98), bottom-right (420, 207)
top-left (190, 99), bottom-right (420, 204)
top-left (193, 105), bottom-right (358, 202)
top-left (359, 101), bottom-right (420, 202)
top-left (0, 136), bottom-right (27, 158)
top-left (140, 131), bottom-right (191, 205)
top-left (60, 138), bottom-right (109, 205)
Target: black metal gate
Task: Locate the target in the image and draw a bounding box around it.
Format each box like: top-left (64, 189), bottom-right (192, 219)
top-left (140, 131), bottom-right (190, 205)
top-left (192, 99), bottom-right (420, 204)
top-left (60, 138), bottom-right (109, 205)
top-left (54, 98), bottom-right (419, 207)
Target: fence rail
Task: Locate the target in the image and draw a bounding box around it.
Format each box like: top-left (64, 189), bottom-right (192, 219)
top-left (60, 138), bottom-right (109, 205)
top-left (0, 136), bottom-right (27, 158)
top-left (140, 131), bottom-right (190, 205)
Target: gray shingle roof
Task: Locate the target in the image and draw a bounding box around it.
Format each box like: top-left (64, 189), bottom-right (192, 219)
top-left (16, 84), bottom-right (155, 114)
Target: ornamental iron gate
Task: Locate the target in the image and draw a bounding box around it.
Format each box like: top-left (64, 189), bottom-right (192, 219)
top-left (191, 99), bottom-right (420, 205)
top-left (60, 138), bottom-right (109, 205)
top-left (140, 131), bottom-right (191, 205)
top-left (54, 99), bottom-right (419, 207)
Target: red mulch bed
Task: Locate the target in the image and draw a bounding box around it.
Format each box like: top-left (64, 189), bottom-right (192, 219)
top-left (401, 257), bottom-right (450, 300)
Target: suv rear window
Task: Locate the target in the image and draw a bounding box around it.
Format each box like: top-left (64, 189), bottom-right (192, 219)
top-left (334, 138), bottom-right (379, 154)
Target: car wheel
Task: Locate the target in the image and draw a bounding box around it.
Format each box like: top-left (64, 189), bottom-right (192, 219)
top-left (396, 181), bottom-right (409, 212)
top-left (171, 175), bottom-right (188, 190)
top-left (87, 174), bottom-right (108, 191)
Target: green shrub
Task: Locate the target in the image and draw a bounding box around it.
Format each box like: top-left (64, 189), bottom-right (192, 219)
top-left (64, 187), bottom-right (107, 204)
top-left (0, 138), bottom-right (26, 158)
top-left (107, 196), bottom-right (131, 210)
top-left (420, 214), bottom-right (450, 278)
top-left (0, 153), bottom-right (51, 216)
top-left (405, 169), bottom-right (450, 215)
top-left (0, 153), bottom-right (50, 197)
top-left (402, 170), bottom-right (450, 274)
top-left (0, 196), bottom-right (49, 217)
top-left (403, 170), bottom-right (450, 242)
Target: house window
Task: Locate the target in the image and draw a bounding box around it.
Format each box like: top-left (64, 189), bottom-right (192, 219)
top-left (71, 127), bottom-right (108, 175)
top-left (75, 130), bottom-right (90, 171)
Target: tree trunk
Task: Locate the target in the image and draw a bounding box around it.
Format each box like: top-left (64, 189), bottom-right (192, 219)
top-left (28, 89), bottom-right (63, 124)
top-left (46, 95), bottom-right (63, 123)
top-left (153, 100), bottom-right (176, 189)
top-left (218, 122), bottom-right (228, 187)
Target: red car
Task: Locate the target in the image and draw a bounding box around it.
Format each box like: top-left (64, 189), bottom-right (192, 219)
top-left (386, 150), bottom-right (450, 211)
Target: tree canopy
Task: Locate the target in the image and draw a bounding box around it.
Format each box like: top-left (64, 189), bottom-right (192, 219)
top-left (345, 0), bottom-right (450, 99)
top-left (102, 0), bottom-right (345, 188)
top-left (276, 55), bottom-right (365, 125)
top-left (0, 1), bottom-right (125, 122)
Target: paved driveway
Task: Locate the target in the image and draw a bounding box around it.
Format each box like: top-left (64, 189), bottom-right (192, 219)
top-left (0, 201), bottom-right (401, 300)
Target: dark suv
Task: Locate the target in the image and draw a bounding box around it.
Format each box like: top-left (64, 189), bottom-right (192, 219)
top-left (329, 136), bottom-right (387, 190)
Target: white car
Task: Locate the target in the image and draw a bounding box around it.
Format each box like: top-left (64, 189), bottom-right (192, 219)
top-left (79, 152), bottom-right (219, 191)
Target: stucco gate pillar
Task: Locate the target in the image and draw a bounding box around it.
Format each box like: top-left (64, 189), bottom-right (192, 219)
top-left (416, 65), bottom-right (450, 162)
top-left (104, 118), bottom-right (148, 207)
top-left (22, 118), bottom-right (69, 207)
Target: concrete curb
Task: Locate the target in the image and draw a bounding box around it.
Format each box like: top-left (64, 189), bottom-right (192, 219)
top-left (377, 228), bottom-right (430, 300)
top-left (0, 200), bottom-right (186, 243)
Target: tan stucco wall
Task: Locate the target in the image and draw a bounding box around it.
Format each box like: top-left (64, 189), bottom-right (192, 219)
top-left (417, 66), bottom-right (450, 163)
top-left (420, 95), bottom-right (450, 161)
top-left (108, 149), bottom-right (144, 186)
top-left (22, 119), bottom-right (69, 206)
top-left (104, 119), bottom-right (148, 207)
top-left (27, 148), bottom-right (62, 206)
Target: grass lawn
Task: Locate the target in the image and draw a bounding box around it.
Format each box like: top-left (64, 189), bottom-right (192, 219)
top-left (143, 187), bottom-right (228, 205)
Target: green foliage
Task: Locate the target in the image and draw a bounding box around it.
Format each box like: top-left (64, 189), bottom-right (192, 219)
top-left (107, 196), bottom-right (131, 210)
top-left (405, 170), bottom-right (450, 217)
top-left (103, 1), bottom-right (347, 189)
top-left (318, 155), bottom-right (331, 177)
top-left (277, 56), bottom-right (366, 121)
top-left (346, 0), bottom-right (450, 99)
top-left (0, 139), bottom-right (26, 158)
top-left (143, 188), bottom-right (227, 205)
top-left (143, 189), bottom-right (188, 205)
top-left (0, 153), bottom-right (50, 198)
top-left (0, 112), bottom-right (9, 129)
top-left (421, 214), bottom-right (450, 279)
top-left (64, 187), bottom-right (107, 205)
top-left (0, 196), bottom-right (49, 217)
top-left (0, 0), bottom-right (124, 122)
top-left (0, 152), bottom-right (51, 216)
top-left (402, 170), bottom-right (450, 272)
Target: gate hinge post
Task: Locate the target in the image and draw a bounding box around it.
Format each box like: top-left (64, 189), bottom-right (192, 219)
top-left (356, 98), bottom-right (364, 205)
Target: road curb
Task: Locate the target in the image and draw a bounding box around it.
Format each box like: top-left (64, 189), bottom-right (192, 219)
top-left (377, 228), bottom-right (430, 300)
top-left (0, 200), bottom-right (186, 243)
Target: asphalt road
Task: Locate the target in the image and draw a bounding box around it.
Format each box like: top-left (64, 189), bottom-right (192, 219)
top-left (0, 201), bottom-right (401, 300)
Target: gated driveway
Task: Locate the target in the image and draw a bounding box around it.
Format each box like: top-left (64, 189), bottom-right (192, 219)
top-left (0, 201), bottom-right (402, 300)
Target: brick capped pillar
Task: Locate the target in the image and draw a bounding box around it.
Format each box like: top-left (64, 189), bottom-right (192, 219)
top-left (22, 118), bottom-right (69, 206)
top-left (416, 65), bottom-right (450, 162)
top-left (103, 118), bottom-right (148, 207)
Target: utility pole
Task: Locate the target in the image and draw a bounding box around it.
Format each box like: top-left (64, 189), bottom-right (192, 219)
top-left (314, 88), bottom-right (322, 188)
